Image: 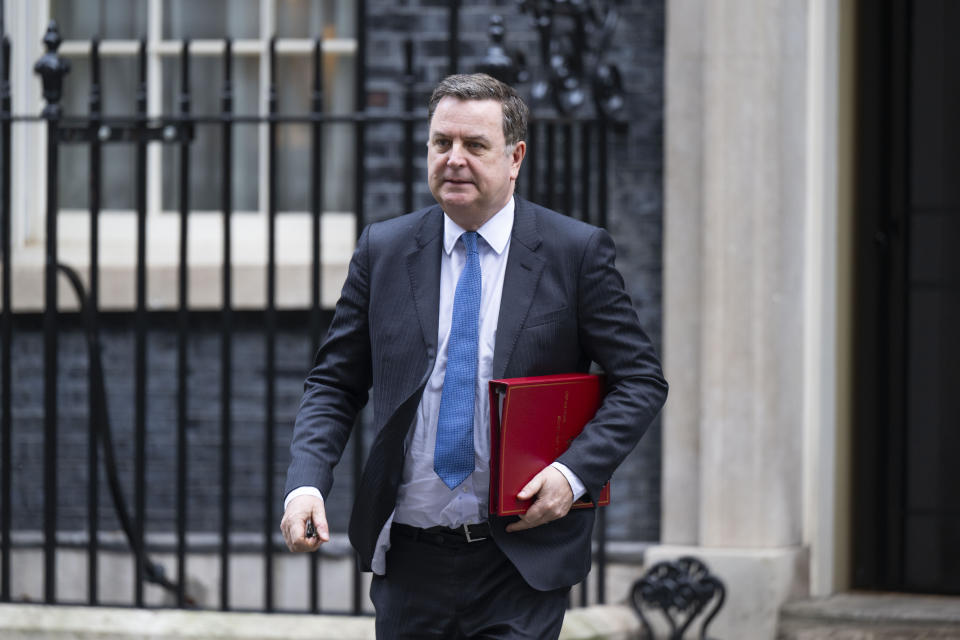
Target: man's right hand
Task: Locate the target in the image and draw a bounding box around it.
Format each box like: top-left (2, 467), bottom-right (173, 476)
top-left (280, 494), bottom-right (329, 552)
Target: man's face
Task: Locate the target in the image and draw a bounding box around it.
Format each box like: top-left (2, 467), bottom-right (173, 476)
top-left (427, 97), bottom-right (526, 229)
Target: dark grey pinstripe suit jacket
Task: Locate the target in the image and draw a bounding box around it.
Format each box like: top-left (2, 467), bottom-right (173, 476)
top-left (285, 196), bottom-right (668, 591)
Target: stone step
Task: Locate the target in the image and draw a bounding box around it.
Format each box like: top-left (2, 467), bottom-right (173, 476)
top-left (778, 593), bottom-right (960, 639)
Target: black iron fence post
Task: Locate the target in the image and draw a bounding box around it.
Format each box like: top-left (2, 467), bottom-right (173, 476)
top-left (579, 122), bottom-right (590, 225)
top-left (562, 123), bottom-right (572, 217)
top-left (133, 38), bottom-right (148, 608)
top-left (352, 0), bottom-right (367, 617)
top-left (34, 19), bottom-right (70, 605)
top-left (309, 36), bottom-right (325, 614)
top-left (176, 38), bottom-right (191, 609)
top-left (1, 28), bottom-right (13, 605)
top-left (310, 37), bottom-right (325, 358)
top-left (402, 39), bottom-right (415, 214)
top-left (597, 115), bottom-right (608, 229)
top-left (448, 0), bottom-right (460, 75)
top-left (264, 35), bottom-right (279, 614)
top-left (86, 37), bottom-right (102, 606)
top-left (545, 122), bottom-right (555, 210)
top-left (527, 123), bottom-right (538, 204)
top-left (219, 37), bottom-right (234, 612)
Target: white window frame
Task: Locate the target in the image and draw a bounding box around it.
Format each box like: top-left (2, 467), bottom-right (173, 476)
top-left (4, 0), bottom-right (357, 312)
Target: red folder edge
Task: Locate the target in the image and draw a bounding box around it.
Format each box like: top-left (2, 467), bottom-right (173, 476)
top-left (489, 373), bottom-right (611, 516)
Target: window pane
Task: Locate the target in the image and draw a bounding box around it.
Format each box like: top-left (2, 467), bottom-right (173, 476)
top-left (163, 0), bottom-right (260, 40)
top-left (59, 55), bottom-right (139, 210)
top-left (159, 53), bottom-right (260, 116)
top-left (59, 142), bottom-right (138, 211)
top-left (275, 53), bottom-right (355, 212)
top-left (61, 54), bottom-right (142, 117)
top-left (51, 0), bottom-right (148, 40)
top-left (161, 56), bottom-right (259, 211)
top-left (276, 0), bottom-right (356, 39)
top-left (276, 52), bottom-right (354, 115)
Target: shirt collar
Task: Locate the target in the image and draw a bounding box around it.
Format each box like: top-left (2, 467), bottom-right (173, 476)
top-left (443, 197), bottom-right (514, 256)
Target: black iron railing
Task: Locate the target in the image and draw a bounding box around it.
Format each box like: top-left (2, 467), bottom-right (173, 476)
top-left (0, 2), bottom-right (617, 615)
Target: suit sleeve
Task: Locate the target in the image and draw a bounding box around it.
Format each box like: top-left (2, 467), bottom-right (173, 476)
top-left (555, 227), bottom-right (668, 501)
top-left (284, 227), bottom-right (373, 499)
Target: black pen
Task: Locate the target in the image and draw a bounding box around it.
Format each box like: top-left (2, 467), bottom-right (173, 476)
top-left (305, 520), bottom-right (317, 539)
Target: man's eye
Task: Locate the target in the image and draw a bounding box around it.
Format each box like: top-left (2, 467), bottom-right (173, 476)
top-left (434, 139), bottom-right (451, 149)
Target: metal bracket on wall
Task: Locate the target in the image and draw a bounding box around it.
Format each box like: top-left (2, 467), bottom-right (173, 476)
top-left (56, 122), bottom-right (195, 144)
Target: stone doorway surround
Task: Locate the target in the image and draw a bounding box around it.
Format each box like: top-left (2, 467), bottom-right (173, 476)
top-left (659, 1), bottom-right (857, 638)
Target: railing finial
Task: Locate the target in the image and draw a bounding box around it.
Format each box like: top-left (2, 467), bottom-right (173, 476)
top-left (34, 20), bottom-right (70, 118)
top-left (475, 15), bottom-right (526, 86)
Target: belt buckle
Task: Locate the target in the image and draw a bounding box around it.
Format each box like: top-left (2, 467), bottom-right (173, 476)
top-left (462, 523), bottom-right (487, 543)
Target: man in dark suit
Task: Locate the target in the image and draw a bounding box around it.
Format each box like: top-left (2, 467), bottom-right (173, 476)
top-left (281, 73), bottom-right (667, 639)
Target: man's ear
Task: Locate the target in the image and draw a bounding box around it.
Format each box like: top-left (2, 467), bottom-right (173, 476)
top-left (510, 141), bottom-right (527, 178)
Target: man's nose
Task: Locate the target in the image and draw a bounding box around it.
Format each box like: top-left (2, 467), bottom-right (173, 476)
top-left (446, 143), bottom-right (467, 167)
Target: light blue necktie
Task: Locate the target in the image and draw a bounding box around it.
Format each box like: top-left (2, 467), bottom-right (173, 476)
top-left (434, 231), bottom-right (481, 489)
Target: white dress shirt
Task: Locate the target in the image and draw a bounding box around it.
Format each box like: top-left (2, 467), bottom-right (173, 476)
top-left (393, 198), bottom-right (513, 529)
top-left (286, 197), bottom-right (584, 574)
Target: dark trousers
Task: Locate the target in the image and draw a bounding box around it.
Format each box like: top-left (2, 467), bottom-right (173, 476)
top-left (369, 526), bottom-right (570, 639)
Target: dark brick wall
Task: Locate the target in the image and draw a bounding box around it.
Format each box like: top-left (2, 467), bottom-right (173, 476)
top-left (5, 314), bottom-right (350, 535)
top-left (4, 0), bottom-right (663, 543)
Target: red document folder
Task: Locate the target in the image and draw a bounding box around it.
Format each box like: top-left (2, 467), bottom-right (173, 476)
top-left (488, 373), bottom-right (611, 516)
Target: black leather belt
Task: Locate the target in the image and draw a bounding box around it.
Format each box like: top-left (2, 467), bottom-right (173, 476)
top-left (392, 521), bottom-right (491, 545)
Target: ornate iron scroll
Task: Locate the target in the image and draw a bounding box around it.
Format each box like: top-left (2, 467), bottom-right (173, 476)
top-left (630, 556), bottom-right (726, 639)
top-left (476, 1), bottom-right (625, 120)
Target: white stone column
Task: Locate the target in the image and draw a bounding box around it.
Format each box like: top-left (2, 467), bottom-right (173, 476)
top-left (697, 0), bottom-right (807, 549)
top-left (664, 0), bottom-right (808, 550)
top-left (658, 1), bottom-right (835, 638)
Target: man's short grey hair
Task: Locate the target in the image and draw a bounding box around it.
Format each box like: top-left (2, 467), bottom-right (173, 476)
top-left (428, 73), bottom-right (529, 147)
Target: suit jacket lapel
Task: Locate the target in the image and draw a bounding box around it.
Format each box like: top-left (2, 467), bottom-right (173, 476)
top-left (493, 198), bottom-right (544, 379)
top-left (406, 206), bottom-right (444, 359)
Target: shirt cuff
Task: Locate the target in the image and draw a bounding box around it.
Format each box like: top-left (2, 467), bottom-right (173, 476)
top-left (284, 486), bottom-right (323, 511)
top-left (550, 462), bottom-right (587, 502)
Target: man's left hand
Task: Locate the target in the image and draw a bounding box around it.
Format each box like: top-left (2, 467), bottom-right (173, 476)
top-left (505, 465), bottom-right (574, 532)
